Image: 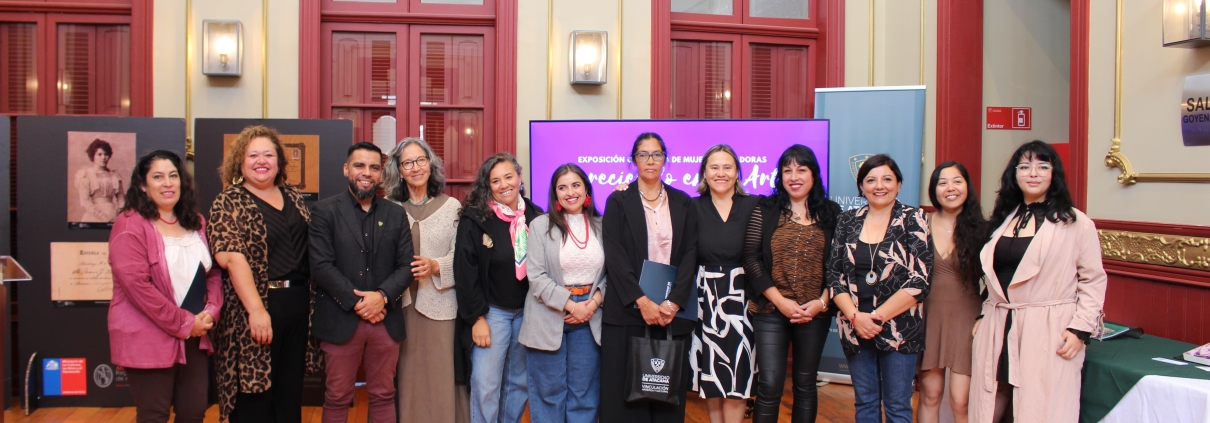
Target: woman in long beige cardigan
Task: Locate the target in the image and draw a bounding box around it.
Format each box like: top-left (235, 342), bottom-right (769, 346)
top-left (969, 140), bottom-right (1106, 422)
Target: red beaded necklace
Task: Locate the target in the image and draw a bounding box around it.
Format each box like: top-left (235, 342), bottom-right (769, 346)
top-left (158, 214), bottom-right (178, 225)
top-left (567, 214), bottom-right (590, 249)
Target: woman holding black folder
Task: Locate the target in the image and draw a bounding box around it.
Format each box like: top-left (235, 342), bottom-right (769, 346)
top-left (108, 150), bottom-right (222, 423)
top-left (600, 132), bottom-right (699, 423)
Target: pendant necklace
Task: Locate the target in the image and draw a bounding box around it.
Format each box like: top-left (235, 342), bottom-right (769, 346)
top-left (865, 241), bottom-right (880, 285)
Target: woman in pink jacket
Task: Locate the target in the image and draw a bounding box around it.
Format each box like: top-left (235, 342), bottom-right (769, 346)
top-left (969, 140), bottom-right (1106, 422)
top-left (108, 150), bottom-right (222, 423)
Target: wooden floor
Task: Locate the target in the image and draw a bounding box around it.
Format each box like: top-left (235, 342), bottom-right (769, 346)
top-left (1, 382), bottom-right (915, 422)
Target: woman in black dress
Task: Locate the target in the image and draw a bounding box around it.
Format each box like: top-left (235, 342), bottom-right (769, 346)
top-left (600, 132), bottom-right (699, 423)
top-left (688, 145), bottom-right (758, 423)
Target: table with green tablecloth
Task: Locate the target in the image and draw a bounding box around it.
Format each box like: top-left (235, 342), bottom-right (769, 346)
top-left (1081, 334), bottom-right (1210, 423)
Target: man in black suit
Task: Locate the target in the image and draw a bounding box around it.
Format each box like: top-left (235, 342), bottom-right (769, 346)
top-left (309, 142), bottom-right (413, 423)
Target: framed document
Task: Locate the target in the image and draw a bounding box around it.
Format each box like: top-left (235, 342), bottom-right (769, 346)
top-left (50, 242), bottom-right (113, 304)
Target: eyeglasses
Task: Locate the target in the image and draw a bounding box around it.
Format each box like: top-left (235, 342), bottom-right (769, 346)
top-left (634, 152), bottom-right (666, 163)
top-left (400, 156), bottom-right (430, 170)
top-left (1015, 163), bottom-right (1053, 175)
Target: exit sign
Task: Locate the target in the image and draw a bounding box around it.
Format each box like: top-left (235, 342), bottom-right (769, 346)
top-left (987, 107), bottom-right (1031, 130)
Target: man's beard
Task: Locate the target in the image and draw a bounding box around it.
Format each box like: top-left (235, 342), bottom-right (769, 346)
top-left (349, 179), bottom-right (378, 200)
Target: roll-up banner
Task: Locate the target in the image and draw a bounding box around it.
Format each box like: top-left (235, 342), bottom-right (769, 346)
top-left (813, 85), bottom-right (928, 383)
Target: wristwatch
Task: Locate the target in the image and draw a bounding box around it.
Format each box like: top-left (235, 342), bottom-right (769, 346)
top-left (378, 289), bottom-right (389, 306)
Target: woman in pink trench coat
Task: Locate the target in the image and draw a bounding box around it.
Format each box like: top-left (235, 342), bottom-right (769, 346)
top-left (969, 141), bottom-right (1106, 423)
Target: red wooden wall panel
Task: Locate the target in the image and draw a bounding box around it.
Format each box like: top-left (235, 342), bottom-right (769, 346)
top-left (1104, 270), bottom-right (1210, 345)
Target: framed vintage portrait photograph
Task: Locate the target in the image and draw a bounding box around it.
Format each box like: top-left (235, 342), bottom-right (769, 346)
top-left (66, 131), bottom-right (136, 229)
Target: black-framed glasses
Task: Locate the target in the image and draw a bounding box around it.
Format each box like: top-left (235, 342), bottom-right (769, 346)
top-left (400, 156), bottom-right (430, 170)
top-left (634, 152), bottom-right (666, 163)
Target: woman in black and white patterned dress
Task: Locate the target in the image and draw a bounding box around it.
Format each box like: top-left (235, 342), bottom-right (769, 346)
top-left (689, 145), bottom-right (758, 423)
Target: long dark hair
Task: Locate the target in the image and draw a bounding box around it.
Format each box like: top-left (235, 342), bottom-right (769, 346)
top-left (761, 144), bottom-right (837, 229)
top-left (123, 150), bottom-right (202, 231)
top-left (928, 161), bottom-right (987, 285)
top-left (990, 140), bottom-right (1076, 227)
top-left (462, 152), bottom-right (528, 222)
top-left (545, 164), bottom-right (600, 241)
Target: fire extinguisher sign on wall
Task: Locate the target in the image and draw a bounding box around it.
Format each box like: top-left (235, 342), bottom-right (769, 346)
top-left (986, 107), bottom-right (1032, 130)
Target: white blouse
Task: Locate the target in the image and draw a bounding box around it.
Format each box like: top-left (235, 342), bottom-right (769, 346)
top-left (162, 231), bottom-right (213, 307)
top-left (559, 213), bottom-right (604, 286)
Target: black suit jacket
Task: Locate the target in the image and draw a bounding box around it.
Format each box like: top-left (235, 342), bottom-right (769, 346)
top-left (309, 192), bottom-right (414, 343)
top-left (601, 182), bottom-right (698, 334)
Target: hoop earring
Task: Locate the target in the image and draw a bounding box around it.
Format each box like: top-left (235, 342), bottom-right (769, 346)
top-left (233, 175), bottom-right (244, 185)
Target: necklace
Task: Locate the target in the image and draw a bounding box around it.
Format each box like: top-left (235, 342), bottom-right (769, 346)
top-left (640, 185), bottom-right (664, 202)
top-left (567, 214), bottom-right (590, 249)
top-left (158, 214), bottom-right (178, 225)
top-left (864, 241), bottom-right (880, 285)
top-left (407, 195), bottom-right (431, 206)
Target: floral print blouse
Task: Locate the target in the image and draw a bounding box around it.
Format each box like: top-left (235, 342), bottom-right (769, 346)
top-left (827, 201), bottom-right (932, 355)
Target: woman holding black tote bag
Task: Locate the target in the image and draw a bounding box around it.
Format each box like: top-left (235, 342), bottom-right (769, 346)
top-left (600, 132), bottom-right (699, 423)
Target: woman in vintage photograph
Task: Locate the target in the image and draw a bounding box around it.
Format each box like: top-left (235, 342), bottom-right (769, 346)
top-left (75, 138), bottom-right (126, 223)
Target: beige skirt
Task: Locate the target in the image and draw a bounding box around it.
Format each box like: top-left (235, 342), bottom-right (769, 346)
top-left (397, 303), bottom-right (470, 423)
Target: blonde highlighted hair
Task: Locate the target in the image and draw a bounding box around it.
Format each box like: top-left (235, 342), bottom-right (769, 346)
top-left (696, 144), bottom-right (747, 196)
top-left (218, 125), bottom-right (289, 187)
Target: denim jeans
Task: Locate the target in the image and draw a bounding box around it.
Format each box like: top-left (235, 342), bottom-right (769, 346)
top-left (525, 292), bottom-right (600, 423)
top-left (470, 306), bottom-right (528, 423)
top-left (846, 345), bottom-right (917, 423)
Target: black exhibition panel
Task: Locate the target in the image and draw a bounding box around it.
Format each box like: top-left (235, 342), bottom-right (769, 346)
top-left (16, 116), bottom-right (186, 407)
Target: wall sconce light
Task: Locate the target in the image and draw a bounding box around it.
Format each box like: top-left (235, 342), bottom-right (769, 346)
top-left (569, 30), bottom-right (607, 85)
top-left (1164, 0), bottom-right (1210, 47)
top-left (203, 19), bottom-right (243, 76)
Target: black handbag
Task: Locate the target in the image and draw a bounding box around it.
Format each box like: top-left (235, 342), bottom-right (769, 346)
top-left (624, 326), bottom-right (687, 405)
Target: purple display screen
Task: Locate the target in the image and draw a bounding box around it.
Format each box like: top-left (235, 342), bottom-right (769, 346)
top-left (528, 120), bottom-right (829, 211)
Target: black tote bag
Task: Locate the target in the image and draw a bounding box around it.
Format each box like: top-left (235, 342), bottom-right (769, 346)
top-left (624, 326), bottom-right (687, 405)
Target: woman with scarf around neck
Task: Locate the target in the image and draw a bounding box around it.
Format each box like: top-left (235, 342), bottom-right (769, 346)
top-left (599, 132), bottom-right (699, 423)
top-left (968, 141), bottom-right (1106, 423)
top-left (826, 154), bottom-right (931, 423)
top-left (454, 153), bottom-right (543, 423)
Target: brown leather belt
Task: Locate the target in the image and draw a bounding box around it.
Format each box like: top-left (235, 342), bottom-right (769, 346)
top-left (566, 285), bottom-right (592, 296)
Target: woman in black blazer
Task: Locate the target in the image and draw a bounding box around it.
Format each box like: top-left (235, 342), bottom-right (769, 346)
top-left (600, 132), bottom-right (699, 423)
top-left (742, 145), bottom-right (840, 423)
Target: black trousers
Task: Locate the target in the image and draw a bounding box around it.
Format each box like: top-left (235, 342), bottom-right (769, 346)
top-left (750, 312), bottom-right (831, 423)
top-left (598, 323), bottom-right (692, 423)
top-left (125, 338), bottom-right (209, 423)
top-left (228, 285), bottom-right (310, 423)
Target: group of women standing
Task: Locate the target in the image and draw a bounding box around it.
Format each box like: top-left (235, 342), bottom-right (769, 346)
top-left (105, 121), bottom-right (1104, 423)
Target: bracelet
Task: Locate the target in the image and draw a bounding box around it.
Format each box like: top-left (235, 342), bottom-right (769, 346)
top-left (663, 300), bottom-right (678, 312)
top-left (590, 297), bottom-right (600, 309)
top-left (816, 298), bottom-right (828, 312)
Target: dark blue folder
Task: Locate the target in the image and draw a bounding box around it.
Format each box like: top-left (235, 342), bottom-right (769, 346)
top-left (637, 260), bottom-right (698, 321)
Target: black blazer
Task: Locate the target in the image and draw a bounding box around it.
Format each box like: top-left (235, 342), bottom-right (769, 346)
top-left (309, 192), bottom-right (414, 344)
top-left (601, 182), bottom-right (698, 334)
top-left (741, 197), bottom-right (841, 310)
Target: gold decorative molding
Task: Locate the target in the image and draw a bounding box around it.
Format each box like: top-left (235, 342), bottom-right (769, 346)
top-left (868, 0), bottom-right (874, 86)
top-left (1104, 0), bottom-right (1210, 184)
top-left (1099, 229), bottom-right (1210, 271)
